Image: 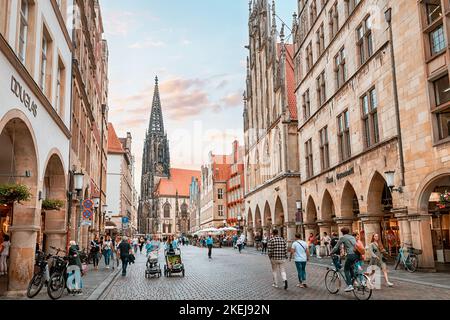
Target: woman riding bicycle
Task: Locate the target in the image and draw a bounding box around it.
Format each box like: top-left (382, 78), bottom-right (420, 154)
top-left (330, 227), bottom-right (363, 292)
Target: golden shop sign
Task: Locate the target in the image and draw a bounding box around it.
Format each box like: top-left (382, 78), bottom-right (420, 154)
top-left (10, 75), bottom-right (37, 117)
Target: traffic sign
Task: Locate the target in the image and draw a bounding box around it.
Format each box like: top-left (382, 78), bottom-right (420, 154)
top-left (82, 199), bottom-right (94, 210)
top-left (122, 217), bottom-right (129, 224)
top-left (83, 210), bottom-right (93, 219)
top-left (81, 220), bottom-right (92, 226)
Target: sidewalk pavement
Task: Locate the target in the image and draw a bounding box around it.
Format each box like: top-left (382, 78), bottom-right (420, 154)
top-left (241, 247), bottom-right (450, 290)
top-left (0, 254), bottom-right (121, 300)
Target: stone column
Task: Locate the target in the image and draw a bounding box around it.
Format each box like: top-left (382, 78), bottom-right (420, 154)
top-left (7, 206), bottom-right (39, 295)
top-left (303, 223), bottom-right (317, 240)
top-left (334, 218), bottom-right (354, 236)
top-left (396, 214), bottom-right (412, 247)
top-left (359, 214), bottom-right (383, 247)
top-left (286, 221), bottom-right (296, 247)
top-left (409, 213), bottom-right (435, 270)
top-left (246, 227), bottom-right (254, 246)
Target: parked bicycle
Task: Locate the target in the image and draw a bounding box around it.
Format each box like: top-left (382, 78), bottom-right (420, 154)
top-left (47, 246), bottom-right (70, 300)
top-left (324, 254), bottom-right (373, 300)
top-left (395, 245), bottom-right (421, 273)
top-left (26, 251), bottom-right (52, 298)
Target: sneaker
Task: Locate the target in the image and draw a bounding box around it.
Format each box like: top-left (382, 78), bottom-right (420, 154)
top-left (387, 282), bottom-right (394, 287)
top-left (303, 284), bottom-right (308, 288)
top-left (272, 283), bottom-right (279, 288)
top-left (106, 266), bottom-right (110, 269)
top-left (344, 285), bottom-right (354, 292)
top-left (284, 280), bottom-right (288, 290)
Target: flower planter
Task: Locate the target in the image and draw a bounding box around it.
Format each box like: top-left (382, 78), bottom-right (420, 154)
top-left (0, 183), bottom-right (32, 205)
top-left (41, 199), bottom-right (65, 211)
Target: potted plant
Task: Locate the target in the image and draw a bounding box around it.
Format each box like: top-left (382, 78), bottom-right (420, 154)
top-left (42, 199), bottom-right (65, 211)
top-left (0, 183), bottom-right (32, 205)
top-left (437, 191), bottom-right (450, 210)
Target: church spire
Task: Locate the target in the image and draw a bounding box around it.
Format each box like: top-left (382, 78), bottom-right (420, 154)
top-left (149, 75), bottom-right (165, 134)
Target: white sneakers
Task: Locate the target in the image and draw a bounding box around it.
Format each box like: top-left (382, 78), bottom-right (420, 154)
top-left (344, 285), bottom-right (354, 292)
top-left (272, 283), bottom-right (279, 288)
top-left (387, 281), bottom-right (394, 287)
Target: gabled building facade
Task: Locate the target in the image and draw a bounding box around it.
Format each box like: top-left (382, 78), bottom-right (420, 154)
top-left (244, 0), bottom-right (301, 246)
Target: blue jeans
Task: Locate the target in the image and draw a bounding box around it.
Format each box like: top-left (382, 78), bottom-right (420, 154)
top-left (121, 256), bottom-right (129, 275)
top-left (309, 244), bottom-right (315, 256)
top-left (344, 254), bottom-right (359, 286)
top-left (103, 249), bottom-right (111, 266)
top-left (295, 261), bottom-right (307, 283)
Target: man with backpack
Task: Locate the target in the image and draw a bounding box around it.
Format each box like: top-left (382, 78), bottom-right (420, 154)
top-left (330, 227), bottom-right (365, 292)
top-left (290, 233), bottom-right (310, 288)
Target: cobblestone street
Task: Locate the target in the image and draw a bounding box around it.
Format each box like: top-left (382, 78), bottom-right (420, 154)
top-left (100, 245), bottom-right (450, 300)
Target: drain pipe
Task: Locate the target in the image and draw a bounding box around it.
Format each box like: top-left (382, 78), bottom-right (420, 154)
top-left (385, 8), bottom-right (405, 186)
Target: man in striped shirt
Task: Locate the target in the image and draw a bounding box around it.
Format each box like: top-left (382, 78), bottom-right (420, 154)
top-left (267, 229), bottom-right (288, 289)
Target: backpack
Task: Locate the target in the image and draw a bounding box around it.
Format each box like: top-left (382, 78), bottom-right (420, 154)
top-left (354, 241), bottom-right (366, 257)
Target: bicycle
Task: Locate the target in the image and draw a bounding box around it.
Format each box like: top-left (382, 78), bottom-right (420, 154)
top-left (395, 246), bottom-right (421, 273)
top-left (324, 255), bottom-right (373, 300)
top-left (26, 251), bottom-right (52, 298)
top-left (47, 246), bottom-right (70, 300)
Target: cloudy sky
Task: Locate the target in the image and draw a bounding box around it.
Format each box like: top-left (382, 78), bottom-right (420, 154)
top-left (102, 0), bottom-right (297, 189)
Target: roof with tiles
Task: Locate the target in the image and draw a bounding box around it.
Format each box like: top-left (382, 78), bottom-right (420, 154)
top-left (107, 123), bottom-right (125, 154)
top-left (277, 43), bottom-right (298, 121)
top-left (156, 168), bottom-right (201, 197)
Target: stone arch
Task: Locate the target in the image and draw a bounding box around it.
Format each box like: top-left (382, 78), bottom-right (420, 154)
top-left (340, 181), bottom-right (359, 218)
top-left (0, 114), bottom-right (39, 292)
top-left (255, 204), bottom-right (262, 231)
top-left (263, 201), bottom-right (272, 227)
top-left (273, 197), bottom-right (285, 237)
top-left (366, 171), bottom-right (388, 216)
top-left (415, 169), bottom-right (450, 213)
top-left (41, 152), bottom-right (67, 253)
top-left (320, 189), bottom-right (335, 221)
top-left (247, 207), bottom-right (254, 229)
top-left (305, 196), bottom-right (318, 224)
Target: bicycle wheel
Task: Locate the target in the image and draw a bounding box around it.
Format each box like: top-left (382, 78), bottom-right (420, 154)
top-left (27, 273), bottom-right (44, 298)
top-left (353, 275), bottom-right (372, 301)
top-left (406, 255), bottom-right (418, 273)
top-left (47, 272), bottom-right (66, 300)
top-left (324, 269), bottom-right (340, 294)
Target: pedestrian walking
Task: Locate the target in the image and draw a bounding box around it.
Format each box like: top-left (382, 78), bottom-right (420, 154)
top-left (290, 233), bottom-right (309, 288)
top-left (323, 232), bottom-right (331, 256)
top-left (0, 235), bottom-right (10, 276)
top-left (115, 235), bottom-right (121, 269)
top-left (261, 233), bottom-right (268, 255)
top-left (315, 232), bottom-right (322, 259)
top-left (307, 233), bottom-right (316, 257)
top-left (139, 237), bottom-right (145, 254)
top-left (118, 236), bottom-right (132, 276)
top-left (102, 235), bottom-right (113, 269)
top-left (206, 234), bottom-right (214, 259)
top-left (132, 238), bottom-right (139, 254)
top-left (267, 229), bottom-right (288, 290)
top-left (67, 240), bottom-right (83, 295)
top-left (232, 234), bottom-right (238, 249)
top-left (369, 233), bottom-right (394, 287)
top-left (90, 235), bottom-right (101, 270)
top-left (237, 234), bottom-right (244, 253)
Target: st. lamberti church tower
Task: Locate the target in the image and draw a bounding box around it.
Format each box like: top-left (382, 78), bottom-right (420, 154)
top-left (138, 77), bottom-right (200, 236)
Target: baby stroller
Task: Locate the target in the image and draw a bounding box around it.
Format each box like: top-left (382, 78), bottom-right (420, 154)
top-left (145, 250), bottom-right (162, 278)
top-left (164, 247), bottom-right (185, 277)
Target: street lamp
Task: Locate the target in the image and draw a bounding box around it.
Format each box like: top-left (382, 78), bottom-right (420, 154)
top-left (385, 170), bottom-right (403, 193)
top-left (74, 171), bottom-right (84, 196)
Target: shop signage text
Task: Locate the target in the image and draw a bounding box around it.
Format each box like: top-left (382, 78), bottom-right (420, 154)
top-left (336, 167), bottom-right (354, 180)
top-left (10, 75), bottom-right (37, 117)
